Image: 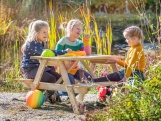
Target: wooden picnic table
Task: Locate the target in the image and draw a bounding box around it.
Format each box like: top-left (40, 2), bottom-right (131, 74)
top-left (21, 54), bottom-right (123, 114)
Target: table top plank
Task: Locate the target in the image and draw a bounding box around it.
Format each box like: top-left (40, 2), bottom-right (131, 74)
top-left (31, 55), bottom-right (124, 61)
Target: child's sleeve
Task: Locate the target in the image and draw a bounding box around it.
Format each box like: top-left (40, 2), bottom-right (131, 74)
top-left (80, 42), bottom-right (84, 51)
top-left (117, 60), bottom-right (127, 67)
top-left (82, 38), bottom-right (91, 55)
top-left (83, 38), bottom-right (90, 46)
top-left (125, 47), bottom-right (143, 77)
top-left (52, 50), bottom-right (67, 55)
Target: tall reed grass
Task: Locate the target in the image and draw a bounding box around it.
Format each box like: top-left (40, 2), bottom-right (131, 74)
top-left (130, 0), bottom-right (161, 45)
top-left (1, 0), bottom-right (113, 91)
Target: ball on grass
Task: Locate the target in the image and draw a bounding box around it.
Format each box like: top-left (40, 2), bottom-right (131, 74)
top-left (26, 90), bottom-right (45, 109)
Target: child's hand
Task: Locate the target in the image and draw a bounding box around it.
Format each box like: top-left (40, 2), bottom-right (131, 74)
top-left (84, 34), bottom-right (90, 40)
top-left (66, 48), bottom-right (72, 53)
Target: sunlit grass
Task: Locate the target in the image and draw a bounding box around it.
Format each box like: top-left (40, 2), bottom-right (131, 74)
top-left (0, 5), bottom-right (12, 36)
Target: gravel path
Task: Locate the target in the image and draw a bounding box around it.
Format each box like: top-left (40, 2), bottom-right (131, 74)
top-left (0, 92), bottom-right (98, 121)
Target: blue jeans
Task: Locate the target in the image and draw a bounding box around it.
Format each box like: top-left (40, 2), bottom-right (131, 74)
top-left (117, 69), bottom-right (145, 81)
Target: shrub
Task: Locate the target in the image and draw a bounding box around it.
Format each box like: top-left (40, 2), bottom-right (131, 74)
top-left (85, 61), bottom-right (161, 120)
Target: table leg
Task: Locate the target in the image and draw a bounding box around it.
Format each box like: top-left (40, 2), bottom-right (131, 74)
top-left (58, 61), bottom-right (82, 114)
top-left (66, 85), bottom-right (80, 114)
top-left (56, 77), bottom-right (63, 84)
top-left (32, 60), bottom-right (47, 90)
top-left (110, 63), bottom-right (118, 72)
top-left (80, 60), bottom-right (96, 78)
top-left (67, 60), bottom-right (78, 73)
top-left (89, 63), bottom-right (96, 71)
top-left (58, 61), bottom-right (71, 85)
top-left (77, 94), bottom-right (85, 102)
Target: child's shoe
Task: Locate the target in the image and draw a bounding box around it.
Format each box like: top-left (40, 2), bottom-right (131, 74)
top-left (106, 86), bottom-right (112, 96)
top-left (97, 86), bottom-right (107, 101)
top-left (96, 86), bottom-right (107, 107)
top-left (96, 86), bottom-right (112, 107)
top-left (44, 90), bottom-right (61, 104)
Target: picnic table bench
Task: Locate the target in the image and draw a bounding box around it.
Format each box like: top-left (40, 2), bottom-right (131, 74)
top-left (16, 55), bottom-right (123, 114)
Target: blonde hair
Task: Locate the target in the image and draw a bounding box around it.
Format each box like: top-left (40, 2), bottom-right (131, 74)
top-left (123, 26), bottom-right (145, 42)
top-left (59, 19), bottom-right (83, 35)
top-left (21, 20), bottom-right (49, 52)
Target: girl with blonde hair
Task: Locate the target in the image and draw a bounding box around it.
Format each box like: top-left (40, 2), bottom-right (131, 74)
top-left (21, 20), bottom-right (70, 103)
top-left (56, 19), bottom-right (92, 85)
top-left (93, 26), bottom-right (146, 103)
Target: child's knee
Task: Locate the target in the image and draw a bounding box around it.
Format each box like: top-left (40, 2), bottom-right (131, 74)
top-left (68, 74), bottom-right (75, 84)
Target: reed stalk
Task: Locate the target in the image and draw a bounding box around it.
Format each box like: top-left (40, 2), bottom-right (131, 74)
top-left (106, 20), bottom-right (113, 55)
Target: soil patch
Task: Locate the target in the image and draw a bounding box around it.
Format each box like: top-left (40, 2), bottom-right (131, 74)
top-left (0, 92), bottom-right (100, 121)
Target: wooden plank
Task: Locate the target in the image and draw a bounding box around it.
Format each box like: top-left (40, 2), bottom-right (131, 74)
top-left (77, 94), bottom-right (85, 102)
top-left (80, 60), bottom-right (96, 78)
top-left (46, 60), bottom-right (59, 66)
top-left (14, 79), bottom-right (34, 82)
top-left (15, 78), bottom-right (62, 85)
top-left (66, 85), bottom-right (80, 114)
top-left (73, 85), bottom-right (90, 94)
top-left (73, 82), bottom-right (91, 101)
top-left (32, 60), bottom-right (47, 90)
top-left (20, 81), bottom-right (67, 91)
top-left (14, 79), bottom-right (33, 88)
top-left (56, 77), bottom-right (63, 84)
top-left (66, 60), bottom-right (78, 73)
top-left (93, 81), bottom-right (122, 86)
top-left (30, 55), bottom-right (124, 61)
top-left (89, 59), bottom-right (107, 63)
top-left (110, 63), bottom-right (118, 72)
top-left (15, 79), bottom-right (91, 94)
top-left (58, 60), bottom-right (71, 85)
top-left (89, 63), bottom-right (96, 72)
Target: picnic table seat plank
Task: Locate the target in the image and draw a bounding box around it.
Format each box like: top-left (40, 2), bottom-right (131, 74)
top-left (15, 79), bottom-right (90, 94)
top-left (15, 79), bottom-right (34, 88)
top-left (15, 78), bottom-right (119, 87)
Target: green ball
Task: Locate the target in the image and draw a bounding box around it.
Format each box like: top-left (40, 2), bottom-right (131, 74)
top-left (41, 49), bottom-right (55, 57)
